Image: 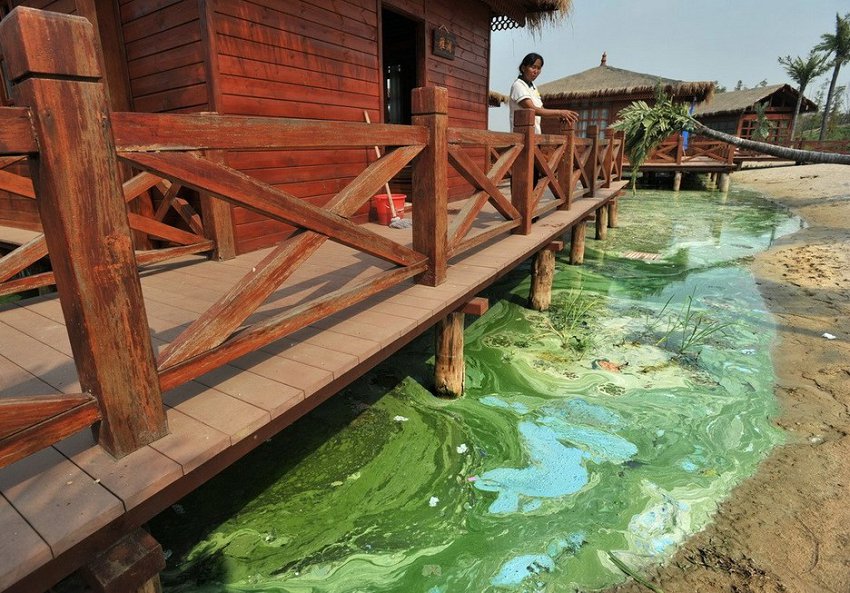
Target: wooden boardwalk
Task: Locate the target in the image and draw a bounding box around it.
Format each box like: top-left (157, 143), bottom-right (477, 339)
top-left (0, 184), bottom-right (625, 592)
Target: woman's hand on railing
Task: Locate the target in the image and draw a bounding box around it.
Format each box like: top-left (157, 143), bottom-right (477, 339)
top-left (558, 110), bottom-right (579, 125)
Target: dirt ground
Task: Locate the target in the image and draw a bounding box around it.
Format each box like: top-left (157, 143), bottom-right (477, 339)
top-left (609, 163), bottom-right (850, 593)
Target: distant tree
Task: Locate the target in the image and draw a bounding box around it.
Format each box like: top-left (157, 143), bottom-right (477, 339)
top-left (734, 80), bottom-right (745, 91)
top-left (713, 80), bottom-right (727, 93)
top-left (778, 50), bottom-right (829, 140)
top-left (815, 13), bottom-right (850, 140)
top-left (757, 79), bottom-right (768, 87)
top-left (751, 102), bottom-right (774, 141)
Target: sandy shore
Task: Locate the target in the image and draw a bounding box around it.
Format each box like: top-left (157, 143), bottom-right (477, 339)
top-left (610, 163), bottom-right (850, 593)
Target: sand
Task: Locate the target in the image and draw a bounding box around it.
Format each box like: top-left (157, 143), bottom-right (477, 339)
top-left (609, 163), bottom-right (850, 593)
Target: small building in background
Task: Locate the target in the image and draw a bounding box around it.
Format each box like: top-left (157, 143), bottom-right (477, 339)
top-left (692, 84), bottom-right (817, 145)
top-left (537, 53), bottom-right (714, 137)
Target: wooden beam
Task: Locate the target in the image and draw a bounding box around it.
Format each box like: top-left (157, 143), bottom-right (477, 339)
top-left (0, 394), bottom-right (101, 469)
top-left (0, 7), bottom-right (168, 457)
top-left (458, 297), bottom-right (489, 316)
top-left (80, 529), bottom-right (165, 593)
top-left (434, 312), bottom-right (465, 398)
top-left (412, 87), bottom-right (449, 286)
top-left (0, 107), bottom-right (39, 155)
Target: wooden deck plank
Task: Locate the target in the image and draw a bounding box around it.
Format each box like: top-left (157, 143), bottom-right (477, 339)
top-left (161, 382), bottom-right (271, 445)
top-left (54, 431), bottom-right (183, 512)
top-left (0, 496), bottom-right (52, 593)
top-left (193, 365), bottom-right (304, 419)
top-left (0, 321), bottom-right (79, 394)
top-left (0, 356), bottom-right (59, 397)
top-left (148, 408), bottom-right (230, 475)
top-left (0, 447), bottom-right (124, 556)
top-left (227, 350), bottom-right (335, 396)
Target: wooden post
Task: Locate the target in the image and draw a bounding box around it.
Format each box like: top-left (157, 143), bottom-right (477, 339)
top-left (675, 133), bottom-right (684, 164)
top-left (412, 86), bottom-right (448, 286)
top-left (0, 8), bottom-right (167, 457)
top-left (595, 205), bottom-right (608, 240)
top-left (511, 109), bottom-right (535, 234)
top-left (434, 312), bottom-right (465, 398)
top-left (80, 529), bottom-right (166, 593)
top-left (586, 125), bottom-right (599, 197)
top-left (608, 198), bottom-right (618, 228)
top-left (560, 124), bottom-right (575, 210)
top-left (672, 171), bottom-right (683, 192)
top-left (528, 246), bottom-right (557, 311)
top-left (718, 172), bottom-right (731, 192)
top-left (570, 219), bottom-right (587, 265)
top-left (602, 128), bottom-right (615, 188)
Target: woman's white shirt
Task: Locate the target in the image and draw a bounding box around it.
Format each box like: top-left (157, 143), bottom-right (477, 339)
top-left (509, 78), bottom-right (542, 134)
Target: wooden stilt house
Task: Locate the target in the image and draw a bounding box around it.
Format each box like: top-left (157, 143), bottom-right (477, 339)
top-left (0, 0), bottom-right (569, 254)
top-left (692, 83), bottom-right (817, 145)
top-left (537, 53), bottom-right (714, 137)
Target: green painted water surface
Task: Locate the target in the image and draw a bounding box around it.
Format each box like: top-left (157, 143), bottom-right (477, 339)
top-left (152, 188), bottom-right (800, 592)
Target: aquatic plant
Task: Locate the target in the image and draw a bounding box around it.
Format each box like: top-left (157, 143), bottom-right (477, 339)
top-left (648, 290), bottom-right (735, 355)
top-left (534, 289), bottom-right (601, 352)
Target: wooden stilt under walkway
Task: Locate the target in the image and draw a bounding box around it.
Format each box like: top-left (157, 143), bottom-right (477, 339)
top-left (0, 183), bottom-right (626, 592)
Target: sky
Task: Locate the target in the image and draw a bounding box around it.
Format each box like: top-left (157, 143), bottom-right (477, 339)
top-left (489, 0), bottom-right (849, 131)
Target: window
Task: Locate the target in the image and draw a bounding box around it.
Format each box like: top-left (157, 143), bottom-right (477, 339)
top-left (575, 103), bottom-right (609, 138)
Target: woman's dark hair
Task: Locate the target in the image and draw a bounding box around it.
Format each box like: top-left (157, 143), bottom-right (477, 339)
top-left (518, 52), bottom-right (544, 75)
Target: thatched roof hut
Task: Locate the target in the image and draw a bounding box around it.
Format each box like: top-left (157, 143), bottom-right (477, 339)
top-left (538, 53), bottom-right (714, 103)
top-left (693, 84), bottom-right (817, 144)
top-left (693, 84), bottom-right (816, 117)
top-left (534, 54), bottom-right (714, 137)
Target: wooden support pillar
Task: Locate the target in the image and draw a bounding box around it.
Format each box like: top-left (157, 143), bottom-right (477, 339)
top-left (608, 198), bottom-right (618, 228)
top-left (511, 109), bottom-right (535, 235)
top-left (529, 242), bottom-right (562, 311)
top-left (672, 171), bottom-right (683, 192)
top-left (434, 298), bottom-right (489, 398)
top-left (0, 8), bottom-right (167, 457)
top-left (412, 86), bottom-right (448, 286)
top-left (570, 219), bottom-right (587, 265)
top-left (80, 529), bottom-right (166, 593)
top-left (595, 205), bottom-right (608, 240)
top-left (718, 172), bottom-right (731, 192)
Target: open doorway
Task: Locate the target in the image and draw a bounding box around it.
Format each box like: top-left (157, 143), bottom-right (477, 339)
top-left (381, 8), bottom-right (422, 125)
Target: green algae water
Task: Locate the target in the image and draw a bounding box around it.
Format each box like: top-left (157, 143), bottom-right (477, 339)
top-left (152, 188), bottom-right (800, 593)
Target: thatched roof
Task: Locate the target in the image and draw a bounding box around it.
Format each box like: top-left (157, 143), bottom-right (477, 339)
top-left (537, 54), bottom-right (714, 103)
top-left (488, 90), bottom-right (509, 107)
top-left (692, 84), bottom-right (818, 117)
top-left (484, 0), bottom-right (571, 31)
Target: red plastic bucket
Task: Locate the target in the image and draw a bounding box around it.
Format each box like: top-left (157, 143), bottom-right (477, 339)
top-left (371, 194), bottom-right (406, 225)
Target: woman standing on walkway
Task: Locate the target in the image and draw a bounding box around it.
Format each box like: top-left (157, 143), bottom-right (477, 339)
top-left (509, 52), bottom-right (578, 133)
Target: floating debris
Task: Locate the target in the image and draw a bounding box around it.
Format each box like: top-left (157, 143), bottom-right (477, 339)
top-left (393, 415), bottom-right (409, 422)
top-left (456, 443), bottom-right (469, 454)
top-left (822, 332), bottom-right (837, 340)
top-left (428, 496), bottom-right (440, 507)
top-left (593, 359), bottom-right (627, 372)
top-left (621, 251), bottom-right (662, 261)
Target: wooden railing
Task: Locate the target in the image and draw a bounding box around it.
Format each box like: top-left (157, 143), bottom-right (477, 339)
top-left (631, 134), bottom-right (735, 167)
top-left (0, 7), bottom-right (624, 468)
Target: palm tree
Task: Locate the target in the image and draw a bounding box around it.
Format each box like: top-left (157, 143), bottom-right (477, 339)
top-left (613, 96), bottom-right (850, 173)
top-left (778, 50), bottom-right (829, 141)
top-left (815, 13), bottom-right (850, 141)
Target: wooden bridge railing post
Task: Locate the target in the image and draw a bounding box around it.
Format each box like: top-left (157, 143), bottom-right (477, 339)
top-left (586, 125), bottom-right (599, 197)
top-left (559, 123), bottom-right (575, 210)
top-left (615, 130), bottom-right (626, 180)
top-left (0, 7), bottom-right (167, 457)
top-left (412, 86), bottom-right (448, 286)
top-left (511, 109), bottom-right (535, 234)
top-left (603, 128), bottom-right (615, 188)
top-left (676, 133), bottom-right (685, 164)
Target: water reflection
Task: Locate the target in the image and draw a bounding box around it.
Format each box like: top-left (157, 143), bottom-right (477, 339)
top-left (152, 189), bottom-right (797, 592)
